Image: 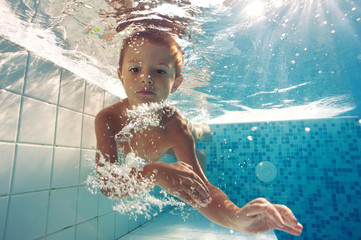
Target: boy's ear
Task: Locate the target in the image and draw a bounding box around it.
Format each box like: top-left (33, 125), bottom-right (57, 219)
top-left (171, 75), bottom-right (183, 93)
top-left (117, 69), bottom-right (124, 83)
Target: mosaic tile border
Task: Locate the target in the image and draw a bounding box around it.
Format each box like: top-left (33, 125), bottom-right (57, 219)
top-left (197, 117), bottom-right (361, 240)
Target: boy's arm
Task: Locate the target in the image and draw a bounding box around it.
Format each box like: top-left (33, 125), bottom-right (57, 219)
top-left (169, 114), bottom-right (303, 236)
top-left (188, 122), bottom-right (211, 143)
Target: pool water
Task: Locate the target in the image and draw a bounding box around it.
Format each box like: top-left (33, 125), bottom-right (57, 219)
top-left (119, 206), bottom-right (277, 239)
top-left (1, 0), bottom-right (361, 240)
top-left (1, 0), bottom-right (360, 122)
top-left (196, 117), bottom-right (361, 239)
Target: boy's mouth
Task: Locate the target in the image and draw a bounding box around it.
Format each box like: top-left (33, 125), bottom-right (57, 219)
top-left (138, 89), bottom-right (155, 95)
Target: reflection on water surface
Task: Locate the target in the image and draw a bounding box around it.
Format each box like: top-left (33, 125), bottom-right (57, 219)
top-left (1, 0), bottom-right (360, 122)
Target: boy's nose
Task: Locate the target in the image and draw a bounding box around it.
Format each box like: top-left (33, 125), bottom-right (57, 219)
top-left (140, 74), bottom-right (153, 85)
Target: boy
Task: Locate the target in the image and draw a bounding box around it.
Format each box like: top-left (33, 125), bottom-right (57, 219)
top-left (95, 29), bottom-right (303, 236)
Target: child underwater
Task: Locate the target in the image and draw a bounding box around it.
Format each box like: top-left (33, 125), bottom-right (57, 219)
top-left (94, 29), bottom-right (303, 236)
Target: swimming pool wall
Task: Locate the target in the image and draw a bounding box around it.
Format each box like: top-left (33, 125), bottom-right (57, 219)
top-left (0, 37), bottom-right (156, 240)
top-left (196, 117), bottom-right (361, 240)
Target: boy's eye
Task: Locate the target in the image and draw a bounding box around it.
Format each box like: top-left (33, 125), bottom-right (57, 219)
top-left (129, 67), bottom-right (140, 73)
top-left (155, 69), bottom-right (167, 75)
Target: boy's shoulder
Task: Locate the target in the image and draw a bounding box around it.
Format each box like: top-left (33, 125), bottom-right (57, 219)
top-left (95, 99), bottom-right (127, 126)
top-left (162, 108), bottom-right (189, 133)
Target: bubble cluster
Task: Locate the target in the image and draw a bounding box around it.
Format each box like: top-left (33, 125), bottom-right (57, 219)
top-left (86, 101), bottom-right (185, 220)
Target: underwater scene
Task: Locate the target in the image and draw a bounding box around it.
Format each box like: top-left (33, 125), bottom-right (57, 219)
top-left (1, 0), bottom-right (361, 239)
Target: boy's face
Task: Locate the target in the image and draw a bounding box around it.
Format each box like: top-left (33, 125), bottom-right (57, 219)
top-left (118, 38), bottom-right (183, 107)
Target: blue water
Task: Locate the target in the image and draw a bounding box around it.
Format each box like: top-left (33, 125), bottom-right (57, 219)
top-left (197, 117), bottom-right (361, 239)
top-left (2, 0), bottom-right (360, 122)
top-left (1, 1), bottom-right (361, 240)
top-left (176, 0), bottom-right (361, 121)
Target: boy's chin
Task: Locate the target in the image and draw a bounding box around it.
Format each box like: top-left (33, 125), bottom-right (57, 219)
top-left (131, 98), bottom-right (161, 106)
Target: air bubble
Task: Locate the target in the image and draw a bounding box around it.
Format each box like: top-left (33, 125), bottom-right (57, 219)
top-left (87, 101), bottom-right (185, 220)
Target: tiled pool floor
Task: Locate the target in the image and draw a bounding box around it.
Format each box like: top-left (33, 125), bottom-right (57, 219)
top-left (118, 207), bottom-right (277, 240)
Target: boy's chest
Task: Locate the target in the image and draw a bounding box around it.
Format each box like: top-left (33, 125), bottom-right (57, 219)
top-left (117, 126), bottom-right (171, 163)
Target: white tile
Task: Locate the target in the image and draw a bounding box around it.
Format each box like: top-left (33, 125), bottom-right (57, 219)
top-left (12, 144), bottom-right (52, 193)
top-left (52, 147), bottom-right (80, 188)
top-left (24, 54), bottom-right (60, 104)
top-left (115, 212), bottom-right (129, 238)
top-left (59, 70), bottom-right (85, 112)
top-left (99, 193), bottom-right (116, 215)
top-left (98, 212), bottom-right (115, 240)
top-left (47, 187), bottom-right (78, 233)
top-left (76, 218), bottom-right (97, 240)
top-left (81, 115), bottom-right (96, 149)
top-left (79, 149), bottom-right (96, 184)
top-left (0, 143), bottom-right (15, 195)
top-left (18, 97), bottom-right (57, 145)
top-left (56, 107), bottom-right (82, 147)
top-left (0, 90), bottom-right (21, 141)
top-left (0, 40), bottom-right (27, 93)
top-left (5, 191), bottom-right (48, 240)
top-left (104, 91), bottom-right (120, 107)
top-left (84, 83), bottom-right (104, 116)
top-left (46, 226), bottom-right (75, 240)
top-left (0, 38), bottom-right (22, 53)
top-left (0, 196), bottom-right (9, 238)
top-left (76, 186), bottom-right (98, 223)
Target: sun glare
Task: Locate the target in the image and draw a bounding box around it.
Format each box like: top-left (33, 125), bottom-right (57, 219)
top-left (189, 0), bottom-right (224, 8)
top-left (244, 1), bottom-right (265, 17)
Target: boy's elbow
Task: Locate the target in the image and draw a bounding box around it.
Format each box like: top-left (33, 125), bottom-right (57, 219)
top-left (100, 188), bottom-right (112, 198)
top-left (100, 187), bottom-right (127, 199)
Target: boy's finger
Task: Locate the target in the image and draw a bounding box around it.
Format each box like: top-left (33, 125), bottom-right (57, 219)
top-left (273, 204), bottom-right (299, 225)
top-left (276, 223), bottom-right (303, 236)
top-left (246, 203), bottom-right (285, 229)
top-left (183, 177), bottom-right (210, 202)
top-left (273, 204), bottom-right (303, 235)
top-left (180, 161), bottom-right (193, 170)
top-left (191, 175), bottom-right (210, 197)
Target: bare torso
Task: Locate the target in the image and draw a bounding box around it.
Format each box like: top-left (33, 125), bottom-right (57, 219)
top-left (97, 99), bottom-right (181, 163)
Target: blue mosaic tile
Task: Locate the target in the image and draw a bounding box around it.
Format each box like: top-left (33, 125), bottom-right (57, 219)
top-left (196, 117), bottom-right (361, 240)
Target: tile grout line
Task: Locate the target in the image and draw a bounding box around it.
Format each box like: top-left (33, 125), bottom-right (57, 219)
top-left (2, 50), bottom-right (30, 240)
top-left (44, 65), bottom-right (63, 237)
top-left (74, 78), bottom-right (88, 239)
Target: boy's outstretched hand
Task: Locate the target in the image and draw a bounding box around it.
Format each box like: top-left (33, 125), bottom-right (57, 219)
top-left (235, 198), bottom-right (303, 236)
